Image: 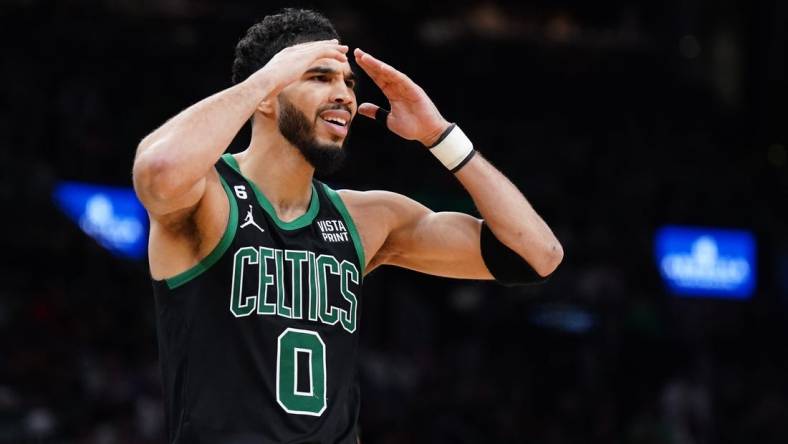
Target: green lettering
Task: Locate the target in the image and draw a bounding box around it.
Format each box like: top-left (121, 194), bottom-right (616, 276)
top-left (308, 252), bottom-right (319, 321)
top-left (231, 247), bottom-right (258, 317)
top-left (275, 249), bottom-right (291, 318)
top-left (285, 250), bottom-right (308, 320)
top-left (339, 260), bottom-right (359, 333)
top-left (257, 247), bottom-right (276, 315)
top-left (317, 255), bottom-right (341, 325)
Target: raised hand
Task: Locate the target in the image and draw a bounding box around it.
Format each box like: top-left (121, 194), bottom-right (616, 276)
top-left (248, 39), bottom-right (349, 99)
top-left (354, 48), bottom-right (451, 146)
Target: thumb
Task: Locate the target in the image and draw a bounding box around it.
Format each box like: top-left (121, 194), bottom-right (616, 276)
top-left (357, 103), bottom-right (381, 120)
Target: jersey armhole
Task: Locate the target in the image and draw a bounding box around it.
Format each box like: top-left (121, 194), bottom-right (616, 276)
top-left (321, 184), bottom-right (366, 276)
top-left (163, 175), bottom-right (239, 290)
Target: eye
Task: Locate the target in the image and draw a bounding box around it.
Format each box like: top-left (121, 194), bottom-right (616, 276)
top-left (312, 75), bottom-right (330, 82)
top-left (345, 80), bottom-right (356, 89)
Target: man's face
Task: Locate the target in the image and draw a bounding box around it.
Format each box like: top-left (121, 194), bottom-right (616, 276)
top-left (277, 57), bottom-right (357, 175)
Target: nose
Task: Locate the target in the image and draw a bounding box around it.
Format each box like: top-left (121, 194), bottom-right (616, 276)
top-left (330, 82), bottom-right (353, 105)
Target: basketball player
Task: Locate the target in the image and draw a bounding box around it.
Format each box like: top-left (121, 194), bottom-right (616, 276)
top-left (133, 8), bottom-right (562, 444)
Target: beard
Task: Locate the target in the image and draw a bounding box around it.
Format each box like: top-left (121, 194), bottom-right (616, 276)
top-left (278, 97), bottom-right (349, 176)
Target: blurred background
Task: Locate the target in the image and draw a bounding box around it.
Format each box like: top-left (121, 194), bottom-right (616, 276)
top-left (1, 0), bottom-right (786, 443)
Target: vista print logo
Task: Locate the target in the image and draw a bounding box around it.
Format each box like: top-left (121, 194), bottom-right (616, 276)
top-left (655, 226), bottom-right (756, 299)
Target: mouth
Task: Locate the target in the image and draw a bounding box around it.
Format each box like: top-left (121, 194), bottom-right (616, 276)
top-left (318, 109), bottom-right (351, 138)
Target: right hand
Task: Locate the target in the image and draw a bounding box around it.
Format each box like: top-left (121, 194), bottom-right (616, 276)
top-left (246, 39), bottom-right (349, 99)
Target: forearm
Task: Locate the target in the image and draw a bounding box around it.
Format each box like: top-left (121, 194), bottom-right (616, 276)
top-left (133, 76), bottom-right (273, 201)
top-left (453, 153), bottom-right (563, 276)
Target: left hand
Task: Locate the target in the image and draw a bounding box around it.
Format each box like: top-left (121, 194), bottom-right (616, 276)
top-left (354, 48), bottom-right (451, 146)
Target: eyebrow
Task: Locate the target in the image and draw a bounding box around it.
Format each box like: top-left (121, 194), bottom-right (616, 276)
top-left (304, 66), bottom-right (357, 83)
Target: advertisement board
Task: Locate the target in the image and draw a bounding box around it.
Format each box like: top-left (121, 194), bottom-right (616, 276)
top-left (655, 226), bottom-right (756, 299)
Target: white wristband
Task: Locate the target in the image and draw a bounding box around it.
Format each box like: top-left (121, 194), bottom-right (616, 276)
top-left (428, 124), bottom-right (475, 172)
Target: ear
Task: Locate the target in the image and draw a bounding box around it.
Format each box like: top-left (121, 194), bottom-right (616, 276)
top-left (256, 98), bottom-right (276, 118)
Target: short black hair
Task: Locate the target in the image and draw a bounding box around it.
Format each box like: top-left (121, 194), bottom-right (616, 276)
top-left (231, 8), bottom-right (339, 85)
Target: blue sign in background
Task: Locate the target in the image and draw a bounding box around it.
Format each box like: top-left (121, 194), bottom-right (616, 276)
top-left (655, 225), bottom-right (756, 299)
top-left (53, 181), bottom-right (148, 260)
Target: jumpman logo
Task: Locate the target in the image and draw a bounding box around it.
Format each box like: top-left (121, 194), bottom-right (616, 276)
top-left (240, 205), bottom-right (265, 232)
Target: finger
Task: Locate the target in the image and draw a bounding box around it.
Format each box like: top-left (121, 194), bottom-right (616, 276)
top-left (311, 39), bottom-right (347, 54)
top-left (329, 43), bottom-right (349, 54)
top-left (301, 40), bottom-right (348, 60)
top-left (309, 42), bottom-right (348, 54)
top-left (374, 107), bottom-right (390, 124)
top-left (332, 50), bottom-right (349, 62)
top-left (359, 103), bottom-right (390, 129)
top-left (354, 48), bottom-right (405, 83)
top-left (354, 48), bottom-right (418, 99)
top-left (296, 39), bottom-right (342, 51)
top-left (358, 103), bottom-right (388, 119)
top-left (354, 48), bottom-right (388, 71)
top-left (354, 49), bottom-right (396, 87)
top-left (328, 46), bottom-right (349, 62)
top-left (304, 38), bottom-right (341, 47)
top-left (315, 47), bottom-right (349, 63)
top-left (354, 49), bottom-right (389, 81)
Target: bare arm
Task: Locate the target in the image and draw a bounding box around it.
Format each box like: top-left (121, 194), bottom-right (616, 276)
top-left (340, 190), bottom-right (490, 279)
top-left (133, 40), bottom-right (349, 217)
top-left (454, 153), bottom-right (563, 277)
top-left (345, 156), bottom-right (562, 279)
top-left (132, 80), bottom-right (267, 216)
top-left (351, 48), bottom-right (562, 279)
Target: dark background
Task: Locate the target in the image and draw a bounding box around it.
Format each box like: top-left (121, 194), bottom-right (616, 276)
top-left (1, 0), bottom-right (787, 443)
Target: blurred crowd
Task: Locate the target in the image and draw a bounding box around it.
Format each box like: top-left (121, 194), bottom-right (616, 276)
top-left (0, 0), bottom-right (786, 443)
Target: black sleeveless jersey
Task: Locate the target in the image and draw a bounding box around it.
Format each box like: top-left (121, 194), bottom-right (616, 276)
top-left (152, 154), bottom-right (365, 444)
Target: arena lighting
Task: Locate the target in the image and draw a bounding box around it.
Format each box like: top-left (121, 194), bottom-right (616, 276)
top-left (528, 304), bottom-right (596, 334)
top-left (654, 225), bottom-right (756, 299)
top-left (53, 181), bottom-right (148, 260)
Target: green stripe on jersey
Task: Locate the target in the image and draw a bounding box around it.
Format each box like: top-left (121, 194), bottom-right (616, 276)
top-left (221, 154), bottom-right (319, 230)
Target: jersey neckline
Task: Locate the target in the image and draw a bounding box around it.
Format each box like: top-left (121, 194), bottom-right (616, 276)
top-left (221, 153), bottom-right (320, 230)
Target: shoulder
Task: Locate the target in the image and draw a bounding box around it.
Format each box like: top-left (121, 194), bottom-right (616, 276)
top-left (335, 188), bottom-right (431, 231)
top-left (331, 189), bottom-right (431, 274)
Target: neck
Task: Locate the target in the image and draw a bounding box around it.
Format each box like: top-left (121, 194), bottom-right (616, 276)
top-left (235, 121), bottom-right (315, 223)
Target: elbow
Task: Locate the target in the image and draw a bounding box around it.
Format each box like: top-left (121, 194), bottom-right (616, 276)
top-left (534, 239), bottom-right (563, 278)
top-left (132, 144), bottom-right (184, 202)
